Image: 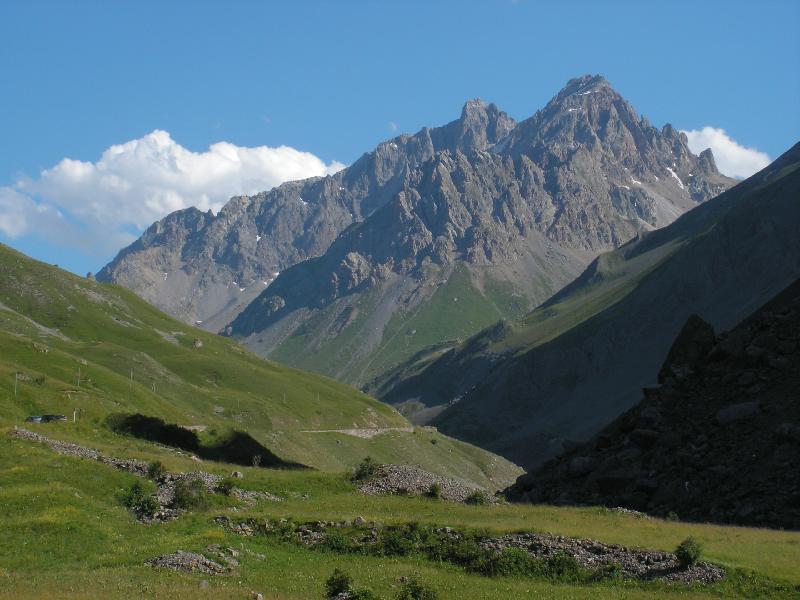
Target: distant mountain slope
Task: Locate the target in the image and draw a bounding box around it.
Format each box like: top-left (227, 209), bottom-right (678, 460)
top-left (375, 142), bottom-right (800, 468)
top-left (0, 243), bottom-right (521, 487)
top-left (507, 279), bottom-right (800, 530)
top-left (226, 75), bottom-right (733, 386)
top-left (96, 100), bottom-right (516, 332)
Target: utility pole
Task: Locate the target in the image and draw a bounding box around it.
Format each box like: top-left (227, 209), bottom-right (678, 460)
top-left (77, 366), bottom-right (81, 388)
top-left (13, 372), bottom-right (18, 398)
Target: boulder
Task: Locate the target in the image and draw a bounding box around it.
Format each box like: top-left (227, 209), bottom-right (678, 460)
top-left (629, 429), bottom-right (660, 449)
top-left (716, 402), bottom-right (759, 425)
top-left (658, 315), bottom-right (715, 384)
top-left (568, 456), bottom-right (597, 477)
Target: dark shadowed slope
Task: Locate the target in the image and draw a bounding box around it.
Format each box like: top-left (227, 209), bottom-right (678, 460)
top-left (507, 278), bottom-right (800, 530)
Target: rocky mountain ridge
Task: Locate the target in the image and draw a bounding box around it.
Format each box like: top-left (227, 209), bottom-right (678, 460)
top-left (100, 76), bottom-right (731, 347)
top-left (223, 76), bottom-right (733, 385)
top-left (97, 98), bottom-right (517, 331)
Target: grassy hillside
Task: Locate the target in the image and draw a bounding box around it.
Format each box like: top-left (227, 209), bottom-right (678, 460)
top-left (0, 242), bottom-right (520, 487)
top-left (2, 243), bottom-right (798, 599)
top-left (266, 263), bottom-right (540, 387)
top-left (2, 432), bottom-right (799, 599)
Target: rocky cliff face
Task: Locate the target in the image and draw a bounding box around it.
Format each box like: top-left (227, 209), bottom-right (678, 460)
top-left (225, 75), bottom-right (733, 385)
top-left (506, 279), bottom-right (800, 530)
top-left (97, 99), bottom-right (516, 331)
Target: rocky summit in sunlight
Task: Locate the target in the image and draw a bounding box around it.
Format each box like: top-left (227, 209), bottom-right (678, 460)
top-left (507, 279), bottom-right (800, 529)
top-left (215, 75), bottom-right (734, 386)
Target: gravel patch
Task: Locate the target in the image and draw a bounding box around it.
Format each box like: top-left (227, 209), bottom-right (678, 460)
top-left (357, 464), bottom-right (495, 502)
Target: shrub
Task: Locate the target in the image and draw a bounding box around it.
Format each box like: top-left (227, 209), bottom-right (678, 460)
top-left (325, 568), bottom-right (351, 598)
top-left (252, 454), bottom-right (262, 467)
top-left (666, 511), bottom-right (680, 522)
top-left (675, 537), bottom-right (702, 567)
top-left (147, 461), bottom-right (166, 480)
top-left (120, 481), bottom-right (159, 517)
top-left (171, 478), bottom-right (208, 510)
top-left (352, 457), bottom-right (380, 482)
top-left (397, 577), bottom-right (437, 600)
top-left (324, 569), bottom-right (378, 600)
top-left (324, 529), bottom-right (356, 554)
top-left (215, 477), bottom-right (236, 496)
top-left (426, 483), bottom-right (442, 499)
top-left (465, 490), bottom-right (488, 505)
top-left (592, 562), bottom-right (623, 581)
top-left (482, 547), bottom-right (542, 577)
top-left (545, 551), bottom-right (584, 582)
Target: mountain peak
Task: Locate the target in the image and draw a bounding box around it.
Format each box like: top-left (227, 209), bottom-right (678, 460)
top-left (430, 97), bottom-right (515, 152)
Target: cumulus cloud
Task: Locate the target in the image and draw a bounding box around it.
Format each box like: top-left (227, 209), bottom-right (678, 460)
top-left (681, 126), bottom-right (771, 179)
top-left (19, 130), bottom-right (346, 231)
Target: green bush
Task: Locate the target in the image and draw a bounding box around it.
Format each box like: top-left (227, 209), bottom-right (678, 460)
top-left (675, 537), bottom-right (702, 567)
top-left (592, 562), bottom-right (623, 581)
top-left (324, 529), bottom-right (356, 554)
top-left (146, 461), bottom-right (166, 480)
top-left (324, 569), bottom-right (378, 600)
top-left (119, 481), bottom-right (159, 517)
top-left (426, 483), bottom-right (442, 499)
top-left (215, 477), bottom-right (236, 496)
top-left (480, 547), bottom-right (542, 577)
top-left (325, 568), bottom-right (351, 598)
top-left (465, 490), bottom-right (488, 505)
top-left (171, 478), bottom-right (208, 510)
top-left (397, 577), bottom-right (437, 600)
top-left (545, 551), bottom-right (584, 581)
top-left (352, 457), bottom-right (380, 482)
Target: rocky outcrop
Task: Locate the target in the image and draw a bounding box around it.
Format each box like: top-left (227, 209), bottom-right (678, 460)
top-left (506, 279), bottom-right (800, 529)
top-left (482, 533), bottom-right (724, 583)
top-left (218, 516), bottom-right (724, 584)
top-left (146, 550), bottom-right (230, 575)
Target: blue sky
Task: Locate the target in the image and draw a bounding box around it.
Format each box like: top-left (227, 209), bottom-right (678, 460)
top-left (1, 0), bottom-right (798, 275)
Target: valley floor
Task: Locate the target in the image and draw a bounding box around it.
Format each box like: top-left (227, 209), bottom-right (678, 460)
top-left (1, 429), bottom-right (798, 600)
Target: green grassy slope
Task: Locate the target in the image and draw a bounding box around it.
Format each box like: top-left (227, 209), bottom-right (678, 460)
top-left (2, 433), bottom-right (799, 599)
top-left (268, 263), bottom-right (535, 387)
top-left (0, 242), bottom-right (520, 487)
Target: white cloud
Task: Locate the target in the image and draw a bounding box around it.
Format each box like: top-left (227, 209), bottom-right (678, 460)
top-left (0, 130), bottom-right (345, 257)
top-left (681, 126), bottom-right (771, 179)
top-left (387, 121), bottom-right (398, 132)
